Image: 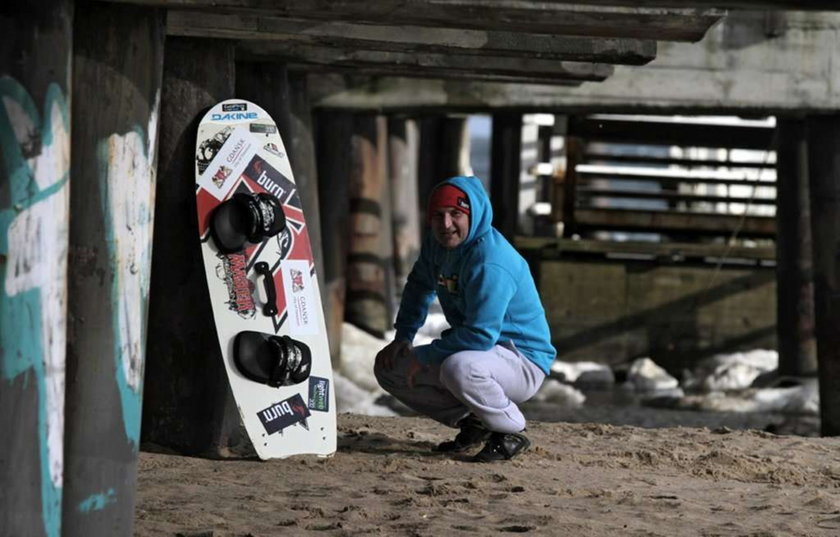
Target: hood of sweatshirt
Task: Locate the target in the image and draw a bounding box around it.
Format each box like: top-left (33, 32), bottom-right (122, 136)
top-left (429, 175), bottom-right (492, 251)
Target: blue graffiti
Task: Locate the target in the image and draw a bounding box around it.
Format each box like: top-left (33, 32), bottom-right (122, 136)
top-left (0, 76), bottom-right (69, 537)
top-left (77, 489), bottom-right (117, 513)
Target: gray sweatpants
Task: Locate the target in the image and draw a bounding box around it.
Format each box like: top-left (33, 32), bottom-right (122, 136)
top-left (374, 343), bottom-right (546, 433)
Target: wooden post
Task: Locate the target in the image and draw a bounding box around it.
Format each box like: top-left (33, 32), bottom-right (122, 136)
top-left (287, 71), bottom-right (327, 310)
top-left (559, 136), bottom-right (582, 238)
top-left (315, 110), bottom-right (353, 366)
top-left (491, 112), bottom-right (523, 239)
top-left (417, 117), bottom-right (443, 220)
top-left (806, 115), bottom-right (840, 436)
top-left (388, 117), bottom-right (421, 292)
top-left (236, 65), bottom-right (328, 319)
top-left (143, 38), bottom-right (248, 456)
top-left (441, 116), bottom-right (471, 178)
top-left (345, 115), bottom-right (390, 337)
top-left (775, 118), bottom-right (817, 377)
top-left (64, 4), bottom-right (164, 535)
top-left (0, 2), bottom-right (72, 537)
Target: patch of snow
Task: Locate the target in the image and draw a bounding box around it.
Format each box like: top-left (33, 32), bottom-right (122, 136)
top-left (677, 379), bottom-right (818, 415)
top-left (683, 350), bottom-right (778, 393)
top-left (627, 357), bottom-right (680, 392)
top-left (551, 361), bottom-right (614, 386)
top-left (333, 372), bottom-right (396, 417)
top-left (533, 379), bottom-right (586, 407)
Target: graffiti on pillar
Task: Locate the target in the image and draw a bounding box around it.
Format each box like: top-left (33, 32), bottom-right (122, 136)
top-left (0, 76), bottom-right (70, 537)
top-left (97, 90), bottom-right (160, 449)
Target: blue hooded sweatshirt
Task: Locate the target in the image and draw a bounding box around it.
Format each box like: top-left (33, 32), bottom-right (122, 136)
top-left (394, 176), bottom-right (556, 374)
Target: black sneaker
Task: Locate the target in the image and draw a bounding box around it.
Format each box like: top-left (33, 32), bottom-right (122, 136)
top-left (435, 415), bottom-right (491, 453)
top-left (472, 431), bottom-right (530, 462)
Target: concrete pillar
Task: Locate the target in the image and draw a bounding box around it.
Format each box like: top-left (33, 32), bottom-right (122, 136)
top-left (143, 38), bottom-right (249, 456)
top-left (775, 118), bottom-right (817, 378)
top-left (64, 4), bottom-right (164, 535)
top-left (0, 2), bottom-right (72, 536)
top-left (806, 115), bottom-right (840, 436)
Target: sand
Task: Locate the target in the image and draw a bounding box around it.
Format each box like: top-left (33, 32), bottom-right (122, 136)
top-left (135, 414), bottom-right (840, 537)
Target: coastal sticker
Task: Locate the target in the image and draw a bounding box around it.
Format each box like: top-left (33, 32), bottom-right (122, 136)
top-left (279, 259), bottom-right (318, 336)
top-left (257, 393), bottom-right (311, 435)
top-left (197, 125), bottom-right (258, 200)
top-left (308, 377), bottom-right (330, 412)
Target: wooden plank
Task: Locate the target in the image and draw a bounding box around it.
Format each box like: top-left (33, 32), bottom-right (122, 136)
top-left (109, 0), bottom-right (725, 42)
top-left (559, 0), bottom-right (838, 10)
top-left (65, 4), bottom-right (164, 535)
top-left (168, 11), bottom-right (657, 65)
top-left (568, 116), bottom-right (776, 150)
top-left (0, 2), bottom-right (72, 536)
top-left (577, 187), bottom-right (777, 206)
top-left (774, 119), bottom-right (817, 377)
top-left (583, 153), bottom-right (776, 170)
top-left (578, 170), bottom-right (776, 189)
top-left (291, 65), bottom-right (585, 87)
top-left (806, 115), bottom-right (840, 437)
top-left (515, 237), bottom-right (776, 261)
top-left (239, 43), bottom-right (614, 82)
top-left (574, 208), bottom-right (777, 237)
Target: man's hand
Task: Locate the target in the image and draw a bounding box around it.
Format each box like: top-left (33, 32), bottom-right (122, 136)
top-left (375, 339), bottom-right (412, 372)
top-left (375, 340), bottom-right (427, 388)
top-left (406, 354), bottom-right (425, 389)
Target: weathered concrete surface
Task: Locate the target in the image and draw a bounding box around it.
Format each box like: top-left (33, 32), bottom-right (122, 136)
top-left (538, 257), bottom-right (777, 373)
top-left (309, 11), bottom-right (840, 113)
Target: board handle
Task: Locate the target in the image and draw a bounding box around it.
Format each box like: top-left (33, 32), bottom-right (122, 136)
top-left (255, 262), bottom-right (278, 317)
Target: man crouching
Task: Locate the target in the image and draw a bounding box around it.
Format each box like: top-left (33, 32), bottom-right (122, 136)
top-left (374, 176), bottom-right (556, 462)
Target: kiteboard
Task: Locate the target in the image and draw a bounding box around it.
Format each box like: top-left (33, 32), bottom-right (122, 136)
top-left (195, 99), bottom-right (336, 459)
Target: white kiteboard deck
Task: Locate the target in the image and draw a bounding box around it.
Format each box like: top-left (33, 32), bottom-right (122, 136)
top-left (195, 99), bottom-right (336, 459)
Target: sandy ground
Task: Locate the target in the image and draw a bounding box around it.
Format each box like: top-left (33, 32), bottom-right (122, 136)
top-left (136, 413), bottom-right (840, 537)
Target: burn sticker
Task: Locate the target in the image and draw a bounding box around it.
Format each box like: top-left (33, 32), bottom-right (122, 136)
top-left (258, 393), bottom-right (311, 435)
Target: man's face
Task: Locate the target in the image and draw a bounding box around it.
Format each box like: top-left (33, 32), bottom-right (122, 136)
top-left (431, 207), bottom-right (469, 249)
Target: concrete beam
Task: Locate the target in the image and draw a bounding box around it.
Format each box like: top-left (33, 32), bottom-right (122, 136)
top-left (238, 43), bottom-right (614, 82)
top-left (167, 11), bottom-right (657, 65)
top-left (107, 0), bottom-right (724, 42)
top-left (308, 11), bottom-right (840, 113)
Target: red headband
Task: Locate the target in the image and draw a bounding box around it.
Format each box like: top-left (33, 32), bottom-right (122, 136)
top-left (428, 184), bottom-right (470, 222)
